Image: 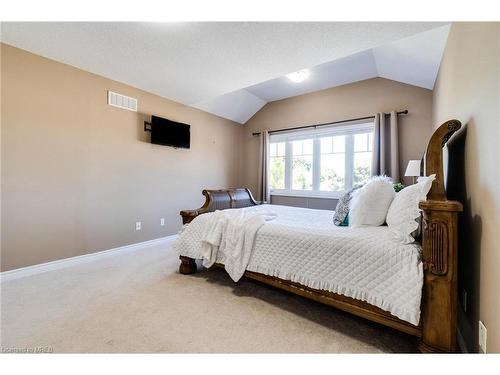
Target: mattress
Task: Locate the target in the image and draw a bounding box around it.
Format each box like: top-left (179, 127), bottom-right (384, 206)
top-left (175, 204), bottom-right (423, 325)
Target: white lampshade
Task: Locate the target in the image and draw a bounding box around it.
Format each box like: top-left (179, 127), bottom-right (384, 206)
top-left (405, 160), bottom-right (421, 177)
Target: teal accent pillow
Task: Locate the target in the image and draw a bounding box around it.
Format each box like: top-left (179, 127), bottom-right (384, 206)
top-left (339, 214), bottom-right (349, 226)
top-left (333, 187), bottom-right (359, 226)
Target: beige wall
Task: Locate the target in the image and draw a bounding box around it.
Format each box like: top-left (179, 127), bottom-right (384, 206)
top-left (432, 23), bottom-right (500, 353)
top-left (1, 43), bottom-right (243, 271)
top-left (242, 77), bottom-right (434, 200)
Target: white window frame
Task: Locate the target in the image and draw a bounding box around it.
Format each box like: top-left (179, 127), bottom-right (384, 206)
top-left (268, 122), bottom-right (374, 199)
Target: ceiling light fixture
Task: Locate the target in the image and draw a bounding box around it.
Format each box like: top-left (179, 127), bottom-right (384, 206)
top-left (286, 69), bottom-right (310, 83)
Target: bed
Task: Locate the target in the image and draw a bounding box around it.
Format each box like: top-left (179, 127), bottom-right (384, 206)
top-left (175, 120), bottom-right (463, 353)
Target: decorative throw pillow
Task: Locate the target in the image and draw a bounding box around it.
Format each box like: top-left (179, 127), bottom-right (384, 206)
top-left (333, 187), bottom-right (359, 226)
top-left (349, 176), bottom-right (396, 227)
top-left (386, 175), bottom-right (436, 244)
top-left (340, 214), bottom-right (349, 226)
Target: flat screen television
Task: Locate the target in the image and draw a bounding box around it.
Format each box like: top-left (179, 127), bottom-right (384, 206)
top-left (150, 115), bottom-right (190, 149)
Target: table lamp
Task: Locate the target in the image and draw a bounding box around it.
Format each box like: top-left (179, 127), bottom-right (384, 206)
top-left (405, 160), bottom-right (421, 184)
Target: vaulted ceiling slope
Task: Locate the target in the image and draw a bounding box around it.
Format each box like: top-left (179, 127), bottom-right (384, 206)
top-left (1, 22), bottom-right (449, 124)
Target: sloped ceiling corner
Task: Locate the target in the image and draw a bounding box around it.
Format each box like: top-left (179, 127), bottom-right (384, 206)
top-left (372, 24), bottom-right (451, 89)
top-left (192, 89), bottom-right (266, 124)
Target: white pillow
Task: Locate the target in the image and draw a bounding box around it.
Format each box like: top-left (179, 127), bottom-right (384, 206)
top-left (349, 176), bottom-right (395, 227)
top-left (386, 174), bottom-right (436, 244)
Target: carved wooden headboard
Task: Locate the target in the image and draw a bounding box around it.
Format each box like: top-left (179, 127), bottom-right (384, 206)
top-left (180, 188), bottom-right (260, 224)
top-left (424, 119), bottom-right (462, 200)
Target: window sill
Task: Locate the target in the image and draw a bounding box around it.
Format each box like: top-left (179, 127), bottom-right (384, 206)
top-left (270, 191), bottom-right (343, 200)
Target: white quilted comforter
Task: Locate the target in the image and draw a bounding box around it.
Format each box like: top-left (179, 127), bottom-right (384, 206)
top-left (173, 204), bottom-right (423, 325)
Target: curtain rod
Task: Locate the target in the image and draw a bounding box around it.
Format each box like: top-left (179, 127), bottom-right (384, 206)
top-left (251, 110), bottom-right (408, 136)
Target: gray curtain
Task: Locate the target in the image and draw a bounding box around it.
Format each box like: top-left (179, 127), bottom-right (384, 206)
top-left (258, 130), bottom-right (270, 202)
top-left (371, 111), bottom-right (400, 181)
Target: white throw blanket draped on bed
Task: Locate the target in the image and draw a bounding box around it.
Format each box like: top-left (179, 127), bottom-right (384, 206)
top-left (197, 208), bottom-right (277, 281)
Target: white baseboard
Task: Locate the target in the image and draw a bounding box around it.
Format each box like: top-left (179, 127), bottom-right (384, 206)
top-left (0, 235), bottom-right (177, 283)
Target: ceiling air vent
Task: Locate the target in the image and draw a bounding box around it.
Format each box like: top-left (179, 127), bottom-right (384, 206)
top-left (107, 91), bottom-right (138, 112)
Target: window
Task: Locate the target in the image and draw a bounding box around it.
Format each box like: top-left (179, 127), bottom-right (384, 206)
top-left (268, 122), bottom-right (373, 198)
top-left (319, 135), bottom-right (345, 191)
top-left (269, 142), bottom-right (286, 190)
top-left (353, 132), bottom-right (373, 186)
top-left (292, 139), bottom-right (313, 190)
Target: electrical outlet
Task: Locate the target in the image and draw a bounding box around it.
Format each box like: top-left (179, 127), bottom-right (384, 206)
top-left (479, 320), bottom-right (487, 353)
top-left (462, 289), bottom-right (467, 312)
top-left (160, 218), bottom-right (165, 226)
top-left (135, 221), bottom-right (141, 231)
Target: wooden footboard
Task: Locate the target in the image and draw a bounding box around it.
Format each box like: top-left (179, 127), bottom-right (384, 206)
top-left (178, 121), bottom-right (463, 353)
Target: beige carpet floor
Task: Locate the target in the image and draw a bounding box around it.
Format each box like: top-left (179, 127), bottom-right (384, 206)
top-left (1, 240), bottom-right (417, 353)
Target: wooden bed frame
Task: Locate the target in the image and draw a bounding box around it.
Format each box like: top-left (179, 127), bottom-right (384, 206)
top-left (178, 120), bottom-right (463, 353)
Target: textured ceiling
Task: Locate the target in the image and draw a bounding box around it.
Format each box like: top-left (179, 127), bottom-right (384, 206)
top-left (1, 22), bottom-right (449, 124)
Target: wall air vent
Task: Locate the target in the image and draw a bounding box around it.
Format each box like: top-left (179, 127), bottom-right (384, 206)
top-left (107, 91), bottom-right (138, 112)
